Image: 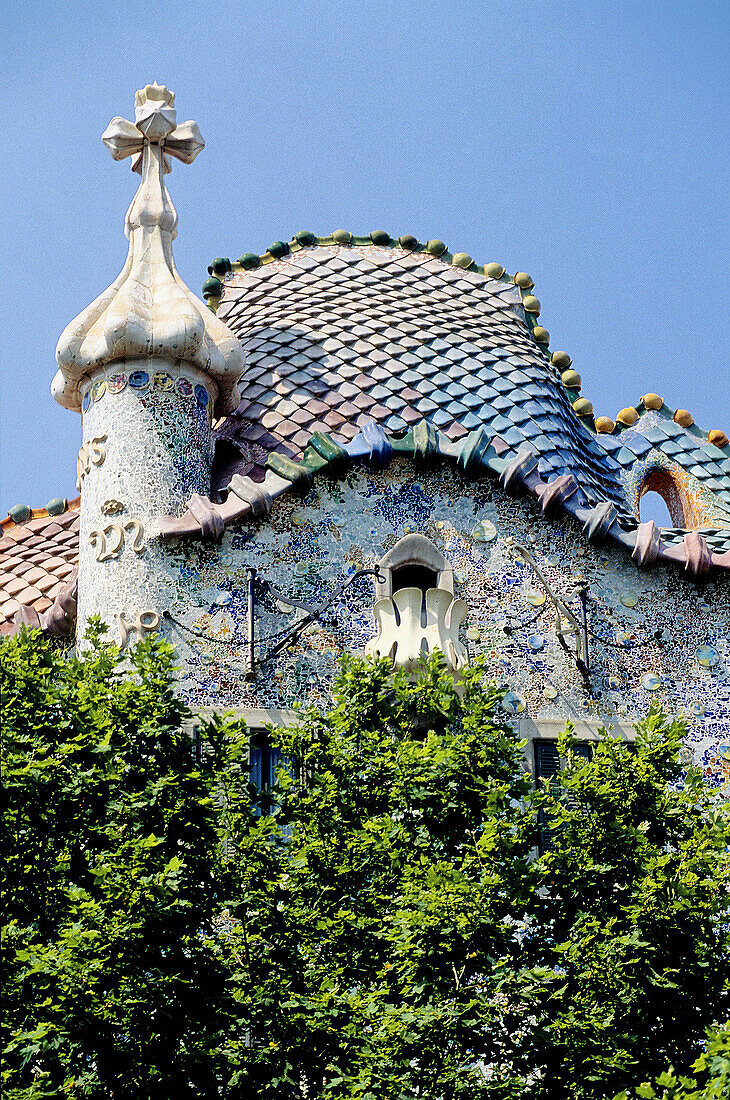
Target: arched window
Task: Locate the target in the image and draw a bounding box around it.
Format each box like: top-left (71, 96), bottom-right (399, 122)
top-left (638, 490), bottom-right (674, 527)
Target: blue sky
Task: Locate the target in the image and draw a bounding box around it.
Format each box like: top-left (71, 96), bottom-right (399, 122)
top-left (1, 0), bottom-right (728, 516)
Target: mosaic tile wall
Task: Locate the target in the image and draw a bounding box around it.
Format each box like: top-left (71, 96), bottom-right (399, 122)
top-left (162, 459), bottom-right (730, 792)
top-left (77, 362), bottom-right (214, 641)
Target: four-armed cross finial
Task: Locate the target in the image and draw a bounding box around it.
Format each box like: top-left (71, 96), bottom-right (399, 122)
top-left (102, 82), bottom-right (204, 174)
top-left (53, 83), bottom-right (244, 416)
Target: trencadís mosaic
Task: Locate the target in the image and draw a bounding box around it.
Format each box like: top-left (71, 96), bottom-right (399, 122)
top-left (160, 461), bottom-right (729, 790)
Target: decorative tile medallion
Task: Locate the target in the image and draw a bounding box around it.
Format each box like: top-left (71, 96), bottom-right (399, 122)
top-left (153, 371), bottom-right (175, 392)
top-left (502, 691), bottom-right (527, 714)
top-left (695, 645), bottom-right (719, 668)
top-left (128, 370), bottom-right (150, 390)
top-left (107, 373), bottom-right (127, 395)
top-left (472, 520), bottom-right (497, 542)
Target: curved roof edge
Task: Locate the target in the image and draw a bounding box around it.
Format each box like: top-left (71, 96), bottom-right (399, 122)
top-left (157, 418), bottom-right (730, 575)
top-left (3, 496), bottom-right (80, 528)
top-left (203, 229), bottom-right (553, 335)
top-left (201, 230), bottom-right (729, 450)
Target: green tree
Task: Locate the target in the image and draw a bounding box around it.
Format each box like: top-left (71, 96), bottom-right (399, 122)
top-left (217, 654), bottom-right (538, 1098)
top-left (3, 633), bottom-right (728, 1099)
top-left (521, 720), bottom-right (730, 1097)
top-left (611, 1020), bottom-right (730, 1099)
top-left (216, 657), bottom-right (730, 1099)
top-left (1, 626), bottom-right (233, 1098)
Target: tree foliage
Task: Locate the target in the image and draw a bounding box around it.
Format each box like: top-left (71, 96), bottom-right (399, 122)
top-left (2, 626), bottom-right (231, 1097)
top-left (2, 629), bottom-right (728, 1098)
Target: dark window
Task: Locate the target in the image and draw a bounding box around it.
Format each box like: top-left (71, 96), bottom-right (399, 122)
top-left (391, 565), bottom-right (439, 627)
top-left (250, 734), bottom-right (283, 815)
top-left (534, 741), bottom-right (560, 780)
top-left (534, 741), bottom-right (592, 852)
top-left (534, 741), bottom-right (592, 780)
top-left (391, 564), bottom-right (438, 596)
top-left (190, 726), bottom-right (286, 816)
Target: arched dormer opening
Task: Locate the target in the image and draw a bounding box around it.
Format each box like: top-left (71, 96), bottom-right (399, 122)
top-left (367, 534), bottom-right (466, 672)
top-left (637, 467), bottom-right (697, 528)
top-left (638, 491), bottom-right (673, 527)
top-left (374, 533), bottom-right (454, 602)
top-left (391, 563), bottom-right (439, 600)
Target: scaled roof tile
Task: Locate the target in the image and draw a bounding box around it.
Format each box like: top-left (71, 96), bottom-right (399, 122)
top-left (0, 498), bottom-right (80, 633)
top-left (215, 243), bottom-right (631, 511)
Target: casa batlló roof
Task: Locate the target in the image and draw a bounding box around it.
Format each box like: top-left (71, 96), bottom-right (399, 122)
top-left (2, 228), bottom-right (729, 633)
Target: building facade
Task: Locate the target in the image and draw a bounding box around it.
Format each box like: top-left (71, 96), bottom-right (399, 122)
top-left (2, 84), bottom-right (729, 790)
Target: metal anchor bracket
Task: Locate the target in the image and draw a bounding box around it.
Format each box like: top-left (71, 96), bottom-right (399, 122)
top-left (258, 568), bottom-right (385, 667)
top-left (164, 568), bottom-right (386, 679)
top-left (506, 540), bottom-right (591, 679)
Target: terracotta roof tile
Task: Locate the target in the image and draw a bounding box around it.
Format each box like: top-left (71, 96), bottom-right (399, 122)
top-left (0, 500), bottom-right (79, 632)
top-left (35, 575), bottom-right (60, 594)
top-left (17, 584), bottom-right (43, 604)
top-left (24, 517), bottom-right (56, 534)
top-left (22, 566), bottom-right (47, 585)
top-left (42, 555), bottom-right (68, 571)
top-left (54, 512), bottom-right (79, 529)
top-left (3, 528), bottom-right (27, 544)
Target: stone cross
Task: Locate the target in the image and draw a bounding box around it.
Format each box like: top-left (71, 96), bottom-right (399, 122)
top-left (102, 82), bottom-right (204, 174)
top-left (54, 82), bottom-right (243, 415)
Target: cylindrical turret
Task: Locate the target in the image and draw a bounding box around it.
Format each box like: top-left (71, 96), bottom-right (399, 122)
top-left (53, 84), bottom-right (244, 646)
top-left (74, 355), bottom-right (215, 644)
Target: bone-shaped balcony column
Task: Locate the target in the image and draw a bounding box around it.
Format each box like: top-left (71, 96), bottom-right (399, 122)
top-left (367, 587), bottom-right (468, 671)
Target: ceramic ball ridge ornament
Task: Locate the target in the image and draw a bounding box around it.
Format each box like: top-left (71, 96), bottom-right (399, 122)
top-left (53, 83), bottom-right (243, 417)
